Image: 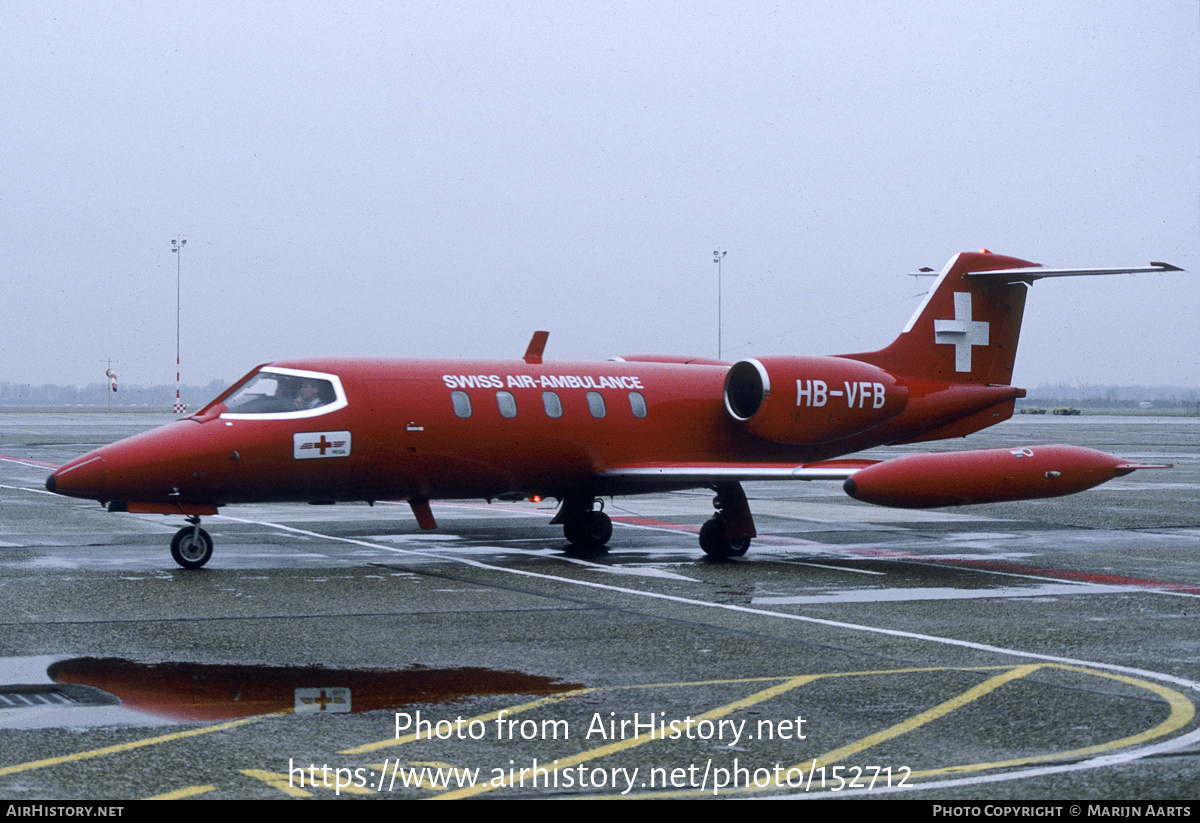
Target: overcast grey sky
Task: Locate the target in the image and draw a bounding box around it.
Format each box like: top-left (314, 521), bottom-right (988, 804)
top-left (2, 1), bottom-right (1196, 394)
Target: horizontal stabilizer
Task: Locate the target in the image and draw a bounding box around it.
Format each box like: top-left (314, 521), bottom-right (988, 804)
top-left (968, 262), bottom-right (1182, 282)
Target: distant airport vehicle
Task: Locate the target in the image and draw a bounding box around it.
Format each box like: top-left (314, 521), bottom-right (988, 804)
top-left (1020, 406), bottom-right (1047, 414)
top-left (1052, 407), bottom-right (1082, 416)
top-left (46, 251), bottom-right (1178, 568)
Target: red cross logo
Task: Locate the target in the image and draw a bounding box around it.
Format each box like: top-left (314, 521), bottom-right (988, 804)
top-left (294, 431), bottom-right (351, 460)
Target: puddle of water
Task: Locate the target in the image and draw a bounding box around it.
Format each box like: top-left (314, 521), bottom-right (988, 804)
top-left (0, 656), bottom-right (580, 727)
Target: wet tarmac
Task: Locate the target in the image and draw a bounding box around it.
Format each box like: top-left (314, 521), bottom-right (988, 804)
top-left (1, 411), bottom-right (1198, 799)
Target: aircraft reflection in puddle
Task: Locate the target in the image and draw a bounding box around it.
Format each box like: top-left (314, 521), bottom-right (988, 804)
top-left (48, 657), bottom-right (579, 722)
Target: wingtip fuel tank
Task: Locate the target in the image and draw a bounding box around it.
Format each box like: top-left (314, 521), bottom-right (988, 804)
top-left (843, 444), bottom-right (1169, 509)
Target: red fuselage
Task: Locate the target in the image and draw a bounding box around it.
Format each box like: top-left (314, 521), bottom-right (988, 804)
top-left (47, 355), bottom-right (1020, 510)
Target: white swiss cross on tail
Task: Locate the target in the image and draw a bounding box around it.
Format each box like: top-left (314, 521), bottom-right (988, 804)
top-left (934, 291), bottom-right (990, 373)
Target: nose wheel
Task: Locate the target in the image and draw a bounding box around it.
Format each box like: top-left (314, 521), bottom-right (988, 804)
top-left (171, 517), bottom-right (213, 569)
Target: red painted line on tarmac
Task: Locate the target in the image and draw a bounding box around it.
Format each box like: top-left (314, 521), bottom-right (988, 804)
top-left (785, 541), bottom-right (1200, 595)
top-left (0, 454), bottom-right (58, 469)
top-left (272, 499), bottom-right (1200, 594)
top-left (797, 542), bottom-right (1200, 594)
top-left (610, 515), bottom-right (700, 534)
top-left (612, 513), bottom-right (1200, 594)
top-left (933, 557), bottom-right (1200, 595)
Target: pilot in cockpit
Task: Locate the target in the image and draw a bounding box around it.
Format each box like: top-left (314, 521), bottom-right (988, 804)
top-left (221, 372), bottom-right (334, 414)
top-left (293, 378), bottom-right (325, 410)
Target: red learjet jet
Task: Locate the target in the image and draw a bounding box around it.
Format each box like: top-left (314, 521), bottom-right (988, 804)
top-left (46, 251), bottom-right (1178, 568)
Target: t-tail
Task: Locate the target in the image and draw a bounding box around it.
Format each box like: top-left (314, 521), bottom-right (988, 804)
top-left (847, 250), bottom-right (1181, 387)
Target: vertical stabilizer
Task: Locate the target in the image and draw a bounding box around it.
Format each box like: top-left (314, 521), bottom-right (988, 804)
top-left (848, 252), bottom-right (1036, 386)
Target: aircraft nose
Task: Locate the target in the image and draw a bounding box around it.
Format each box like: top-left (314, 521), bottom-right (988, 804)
top-left (47, 454), bottom-right (107, 501)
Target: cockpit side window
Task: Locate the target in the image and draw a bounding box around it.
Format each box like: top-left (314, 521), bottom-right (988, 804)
top-left (217, 367), bottom-right (347, 420)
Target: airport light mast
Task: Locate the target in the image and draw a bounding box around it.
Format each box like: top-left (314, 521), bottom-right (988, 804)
top-left (713, 249), bottom-right (726, 359)
top-left (171, 237), bottom-right (186, 415)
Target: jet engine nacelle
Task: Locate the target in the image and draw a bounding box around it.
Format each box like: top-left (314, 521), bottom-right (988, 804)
top-left (723, 356), bottom-right (908, 445)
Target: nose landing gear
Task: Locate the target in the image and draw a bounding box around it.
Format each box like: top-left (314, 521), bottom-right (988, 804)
top-left (170, 516), bottom-right (213, 569)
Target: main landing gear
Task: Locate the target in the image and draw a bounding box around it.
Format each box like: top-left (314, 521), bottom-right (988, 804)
top-left (552, 483), bottom-right (757, 559)
top-left (170, 515), bottom-right (213, 569)
top-left (554, 496), bottom-right (613, 551)
top-left (698, 482), bottom-right (756, 559)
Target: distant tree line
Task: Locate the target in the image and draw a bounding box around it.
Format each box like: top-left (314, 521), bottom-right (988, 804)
top-left (1023, 384), bottom-right (1199, 412)
top-left (0, 380), bottom-right (230, 409)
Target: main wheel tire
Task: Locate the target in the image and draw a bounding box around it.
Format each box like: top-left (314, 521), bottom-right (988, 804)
top-left (564, 510), bottom-right (612, 549)
top-left (584, 510), bottom-right (613, 546)
top-left (171, 526), bottom-right (213, 569)
top-left (699, 517), bottom-right (751, 558)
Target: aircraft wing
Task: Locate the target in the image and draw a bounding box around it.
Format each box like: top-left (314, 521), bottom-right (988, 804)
top-left (597, 459), bottom-right (877, 484)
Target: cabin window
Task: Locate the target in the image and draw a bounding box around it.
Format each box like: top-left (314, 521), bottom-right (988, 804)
top-left (451, 390), bottom-right (472, 418)
top-left (629, 391), bottom-right (647, 418)
top-left (542, 391), bottom-right (563, 418)
top-left (586, 391), bottom-right (606, 418)
top-left (497, 390), bottom-right (517, 418)
top-left (451, 391), bottom-right (472, 419)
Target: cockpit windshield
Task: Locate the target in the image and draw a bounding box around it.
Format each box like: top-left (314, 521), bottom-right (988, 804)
top-left (214, 367), bottom-right (347, 419)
